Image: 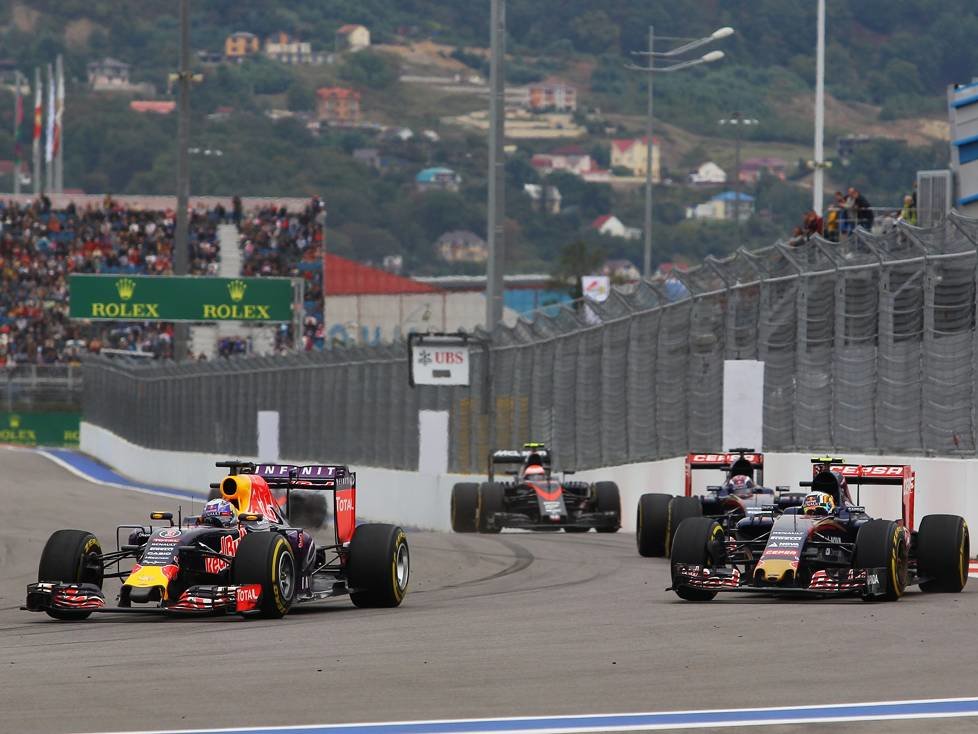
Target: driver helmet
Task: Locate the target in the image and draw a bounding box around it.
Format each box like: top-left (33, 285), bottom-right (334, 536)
top-left (802, 492), bottom-right (836, 516)
top-left (523, 464), bottom-right (546, 478)
top-left (725, 474), bottom-right (755, 496)
top-left (199, 498), bottom-right (237, 527)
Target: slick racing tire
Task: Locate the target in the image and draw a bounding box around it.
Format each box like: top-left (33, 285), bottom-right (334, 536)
top-left (478, 482), bottom-right (504, 533)
top-left (917, 514), bottom-right (969, 593)
top-left (451, 483), bottom-right (480, 533)
top-left (232, 532), bottom-right (297, 618)
top-left (854, 519), bottom-right (908, 602)
top-left (37, 529), bottom-right (104, 621)
top-left (670, 517), bottom-right (724, 601)
top-left (564, 526), bottom-right (590, 533)
top-left (666, 496), bottom-right (703, 557)
top-left (636, 493), bottom-right (673, 557)
top-left (594, 481), bottom-right (621, 533)
top-left (348, 524), bottom-right (410, 608)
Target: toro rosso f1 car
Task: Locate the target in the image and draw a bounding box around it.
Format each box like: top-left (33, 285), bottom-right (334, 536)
top-left (25, 461), bottom-right (409, 619)
top-left (636, 449), bottom-right (805, 557)
top-left (669, 457), bottom-right (969, 601)
top-left (451, 443), bottom-right (621, 533)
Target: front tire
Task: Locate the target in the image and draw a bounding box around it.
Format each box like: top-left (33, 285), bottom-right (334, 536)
top-left (670, 517), bottom-right (724, 601)
top-left (637, 493), bottom-right (673, 557)
top-left (594, 481), bottom-right (621, 532)
top-left (478, 482), bottom-right (504, 533)
top-left (348, 524), bottom-right (410, 608)
top-left (451, 483), bottom-right (479, 533)
top-left (232, 532), bottom-right (297, 618)
top-left (917, 514), bottom-right (969, 593)
top-left (666, 496), bottom-right (703, 557)
top-left (37, 529), bottom-right (103, 620)
top-left (855, 519), bottom-right (908, 601)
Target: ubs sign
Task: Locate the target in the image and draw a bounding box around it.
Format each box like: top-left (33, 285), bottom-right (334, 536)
top-left (69, 275), bottom-right (294, 323)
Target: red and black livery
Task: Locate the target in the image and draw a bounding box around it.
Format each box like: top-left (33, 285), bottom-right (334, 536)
top-left (25, 460), bottom-right (409, 620)
top-left (451, 443), bottom-right (621, 533)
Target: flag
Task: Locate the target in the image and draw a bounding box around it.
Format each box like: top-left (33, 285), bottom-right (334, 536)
top-left (44, 65), bottom-right (54, 164)
top-left (32, 71), bottom-right (41, 146)
top-left (14, 73), bottom-right (23, 167)
top-left (53, 60), bottom-right (63, 157)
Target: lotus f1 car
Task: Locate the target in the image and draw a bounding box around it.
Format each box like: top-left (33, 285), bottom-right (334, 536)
top-left (451, 443), bottom-right (621, 533)
top-left (25, 461), bottom-right (409, 619)
top-left (636, 449), bottom-right (805, 557)
top-left (668, 457), bottom-right (969, 601)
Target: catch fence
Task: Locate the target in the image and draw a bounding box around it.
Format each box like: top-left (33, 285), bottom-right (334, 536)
top-left (83, 214), bottom-right (978, 472)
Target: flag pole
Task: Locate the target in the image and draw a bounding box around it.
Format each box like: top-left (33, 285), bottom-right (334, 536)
top-left (55, 54), bottom-right (64, 193)
top-left (13, 71), bottom-right (22, 196)
top-left (45, 63), bottom-right (54, 194)
top-left (32, 67), bottom-right (41, 196)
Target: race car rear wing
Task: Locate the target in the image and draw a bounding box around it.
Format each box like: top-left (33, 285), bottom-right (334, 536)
top-left (488, 445), bottom-right (552, 482)
top-left (807, 458), bottom-right (915, 530)
top-left (217, 461), bottom-right (356, 546)
top-left (684, 450), bottom-right (764, 496)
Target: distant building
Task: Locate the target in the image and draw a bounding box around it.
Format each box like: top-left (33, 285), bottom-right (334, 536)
top-left (686, 191), bottom-right (754, 222)
top-left (264, 32), bottom-right (314, 65)
top-left (602, 259), bottom-right (641, 283)
top-left (129, 100), bottom-right (176, 114)
top-left (591, 215), bottom-right (641, 240)
top-left (353, 148), bottom-right (382, 170)
top-left (336, 24), bottom-right (371, 52)
top-left (382, 126), bottom-right (414, 142)
top-left (434, 230), bottom-right (488, 263)
top-left (611, 137), bottom-right (661, 182)
top-left (523, 184), bottom-right (562, 214)
top-left (688, 161), bottom-right (727, 186)
top-left (316, 87), bottom-right (361, 123)
top-left (531, 145), bottom-right (594, 177)
top-left (416, 167), bottom-right (461, 193)
top-left (527, 79), bottom-right (577, 112)
top-left (225, 32), bottom-right (260, 61)
top-left (87, 58), bottom-right (130, 90)
top-left (739, 156), bottom-right (787, 183)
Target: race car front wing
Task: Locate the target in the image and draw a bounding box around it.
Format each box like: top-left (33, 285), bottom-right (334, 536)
top-left (670, 564), bottom-right (889, 597)
top-left (24, 582), bottom-right (264, 615)
top-left (486, 510), bottom-right (619, 531)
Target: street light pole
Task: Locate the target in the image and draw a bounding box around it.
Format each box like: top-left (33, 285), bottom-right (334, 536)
top-left (643, 26), bottom-right (654, 279)
top-left (628, 26), bottom-right (732, 280)
top-left (485, 0), bottom-right (506, 333)
top-left (173, 0), bottom-right (191, 361)
top-left (812, 0), bottom-right (826, 215)
top-left (719, 111), bottom-right (758, 243)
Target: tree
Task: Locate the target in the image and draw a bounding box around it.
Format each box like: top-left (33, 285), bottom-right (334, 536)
top-left (339, 51), bottom-right (398, 89)
top-left (286, 80), bottom-right (316, 111)
top-left (551, 240), bottom-right (606, 299)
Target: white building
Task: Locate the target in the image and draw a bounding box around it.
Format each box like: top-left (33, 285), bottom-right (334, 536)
top-left (686, 191), bottom-right (755, 222)
top-left (688, 161), bottom-right (727, 186)
top-left (264, 32), bottom-right (314, 64)
top-left (591, 215), bottom-right (641, 240)
top-left (336, 24), bottom-right (371, 52)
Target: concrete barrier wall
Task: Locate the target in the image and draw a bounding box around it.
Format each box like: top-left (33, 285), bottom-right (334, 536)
top-left (81, 422), bottom-right (978, 535)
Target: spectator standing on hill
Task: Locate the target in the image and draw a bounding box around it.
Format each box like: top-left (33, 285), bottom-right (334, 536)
top-left (898, 194), bottom-right (917, 225)
top-left (802, 210), bottom-right (823, 238)
top-left (848, 187), bottom-right (874, 230)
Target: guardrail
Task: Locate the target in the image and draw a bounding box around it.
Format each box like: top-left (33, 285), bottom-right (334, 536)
top-left (0, 364), bottom-right (83, 412)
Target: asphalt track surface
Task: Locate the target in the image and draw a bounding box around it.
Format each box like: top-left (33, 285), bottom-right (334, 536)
top-left (3, 449), bottom-right (978, 734)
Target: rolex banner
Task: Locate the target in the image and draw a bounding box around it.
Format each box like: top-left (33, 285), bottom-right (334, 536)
top-left (0, 412), bottom-right (80, 447)
top-left (68, 274), bottom-right (294, 322)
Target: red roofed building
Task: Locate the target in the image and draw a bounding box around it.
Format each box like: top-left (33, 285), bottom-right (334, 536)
top-left (335, 24), bottom-right (371, 52)
top-left (130, 100), bottom-right (176, 114)
top-left (611, 137), bottom-right (660, 181)
top-left (324, 253), bottom-right (440, 295)
top-left (316, 87), bottom-right (361, 123)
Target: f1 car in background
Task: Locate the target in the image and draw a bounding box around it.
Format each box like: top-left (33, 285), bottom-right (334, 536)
top-left (25, 461), bottom-right (409, 619)
top-left (669, 457), bottom-right (969, 601)
top-left (451, 443), bottom-right (621, 533)
top-left (636, 449), bottom-right (805, 557)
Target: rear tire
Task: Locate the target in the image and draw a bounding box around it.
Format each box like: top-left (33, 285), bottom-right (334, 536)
top-left (478, 482), bottom-right (504, 533)
top-left (917, 514), bottom-right (969, 593)
top-left (670, 517), bottom-right (724, 601)
top-left (232, 532), bottom-right (297, 618)
top-left (594, 481), bottom-right (621, 532)
top-left (666, 496), bottom-right (703, 557)
top-left (636, 493), bottom-right (673, 557)
top-left (348, 524), bottom-right (409, 608)
top-left (37, 529), bottom-right (103, 620)
top-left (854, 519), bottom-right (907, 601)
top-left (450, 483), bottom-right (479, 533)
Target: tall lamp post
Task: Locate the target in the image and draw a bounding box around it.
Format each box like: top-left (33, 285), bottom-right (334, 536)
top-left (627, 26), bottom-right (733, 279)
top-left (718, 111), bottom-right (758, 243)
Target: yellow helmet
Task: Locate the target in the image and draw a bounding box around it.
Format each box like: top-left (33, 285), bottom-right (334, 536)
top-left (802, 492), bottom-right (836, 516)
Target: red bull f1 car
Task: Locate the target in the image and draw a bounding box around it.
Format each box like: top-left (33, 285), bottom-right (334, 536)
top-left (668, 457), bottom-right (969, 601)
top-left (451, 443), bottom-right (621, 533)
top-left (636, 449), bottom-right (805, 557)
top-left (24, 461), bottom-right (409, 619)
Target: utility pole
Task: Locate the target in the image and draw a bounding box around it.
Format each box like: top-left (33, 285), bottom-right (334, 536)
top-left (642, 25), bottom-right (654, 279)
top-left (812, 0), bottom-right (826, 215)
top-left (485, 0), bottom-right (506, 332)
top-left (719, 111), bottom-right (758, 243)
top-left (173, 0), bottom-right (191, 361)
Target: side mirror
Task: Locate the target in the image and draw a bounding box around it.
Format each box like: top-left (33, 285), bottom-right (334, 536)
top-left (564, 470), bottom-right (576, 475)
top-left (150, 512), bottom-right (173, 526)
top-left (775, 485), bottom-right (791, 493)
top-left (238, 513), bottom-right (263, 522)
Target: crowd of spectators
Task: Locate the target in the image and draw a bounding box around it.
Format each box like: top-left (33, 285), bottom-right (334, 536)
top-left (0, 196), bottom-right (223, 366)
top-left (788, 185), bottom-right (917, 247)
